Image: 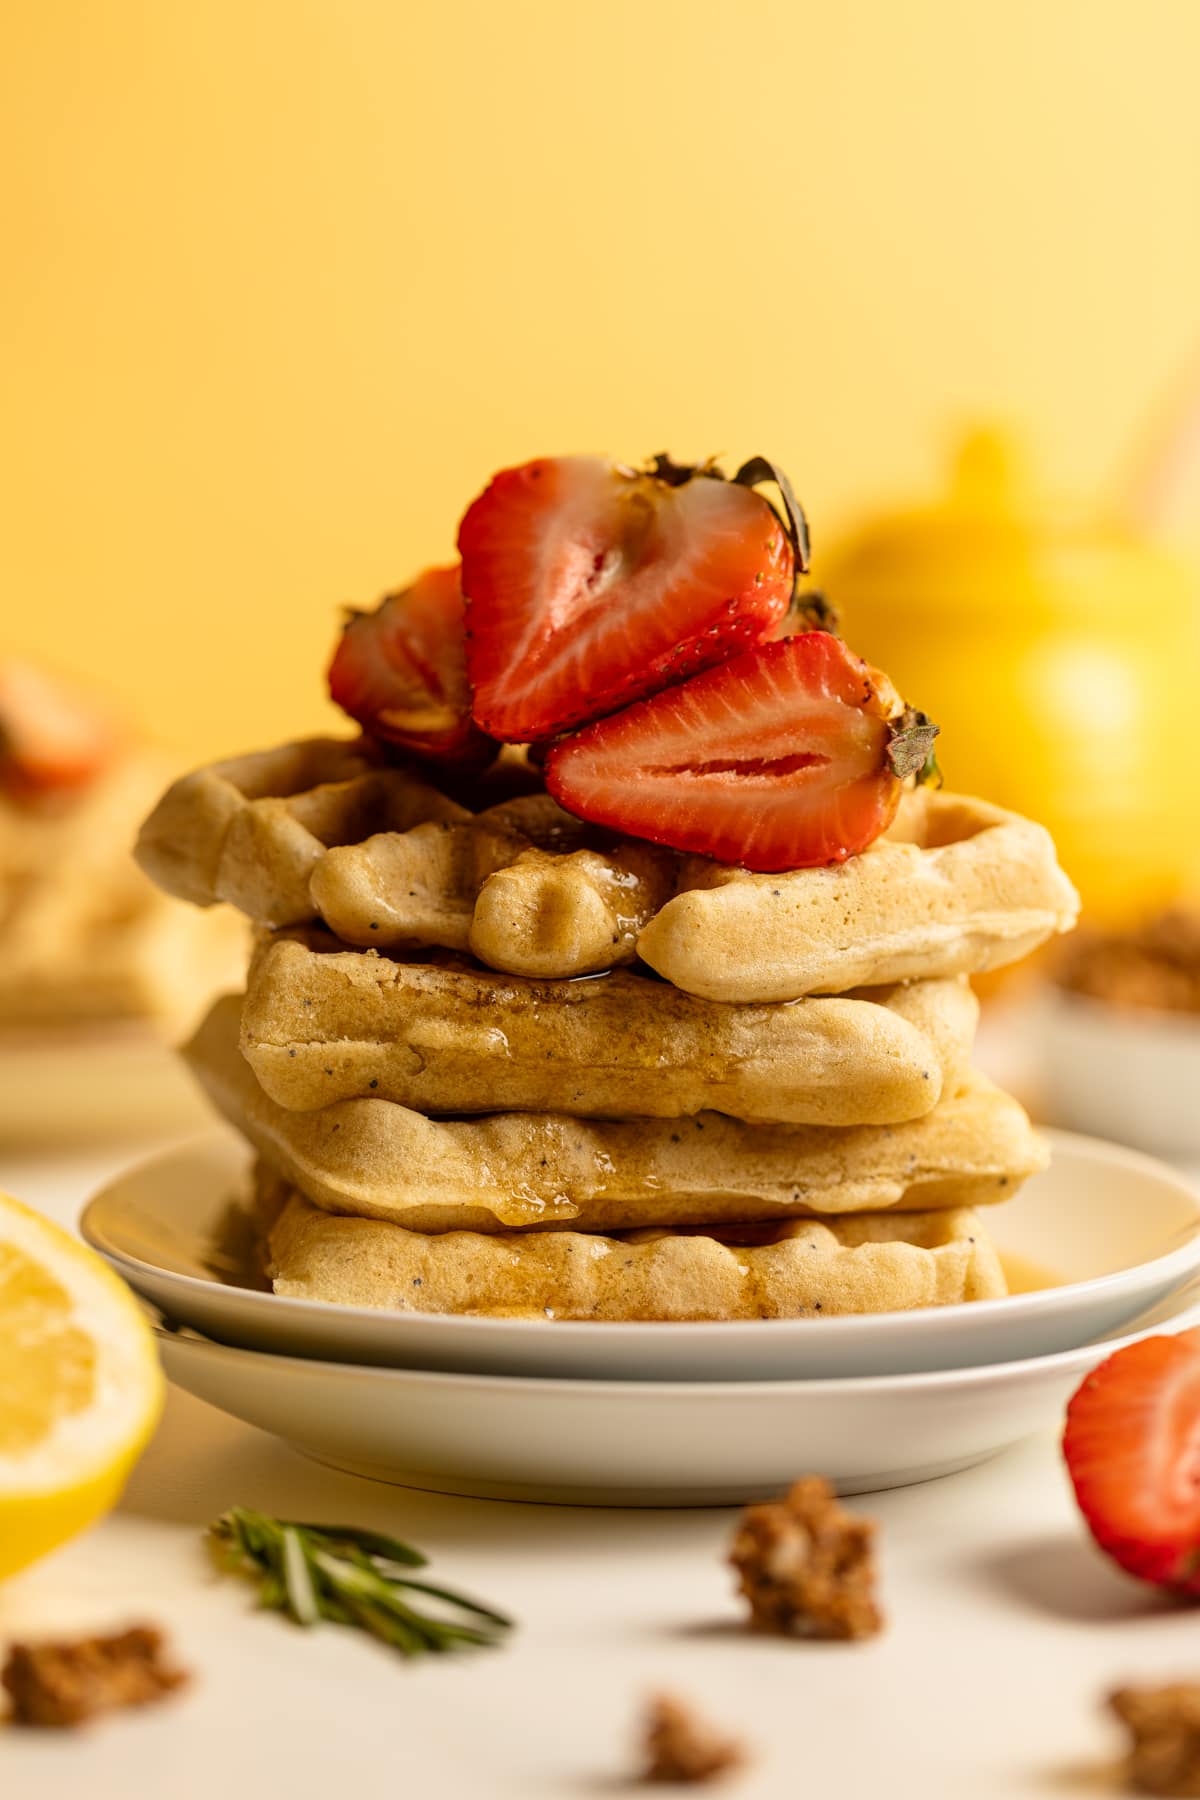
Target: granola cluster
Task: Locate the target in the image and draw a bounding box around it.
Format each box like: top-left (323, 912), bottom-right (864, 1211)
top-left (1058, 908), bottom-right (1200, 1016)
top-left (1110, 1685), bottom-right (1200, 1798)
top-left (641, 1692), bottom-right (745, 1786)
top-left (728, 1475), bottom-right (883, 1641)
top-left (2, 1625), bottom-right (188, 1728)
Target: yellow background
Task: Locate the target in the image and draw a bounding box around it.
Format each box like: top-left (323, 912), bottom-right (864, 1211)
top-left (4, 1), bottom-right (1200, 756)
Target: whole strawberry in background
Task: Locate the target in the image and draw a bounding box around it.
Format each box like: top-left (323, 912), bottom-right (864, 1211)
top-left (328, 564), bottom-right (494, 769)
top-left (1064, 1331), bottom-right (1200, 1594)
top-left (457, 454), bottom-right (803, 742)
top-left (0, 658), bottom-right (122, 800)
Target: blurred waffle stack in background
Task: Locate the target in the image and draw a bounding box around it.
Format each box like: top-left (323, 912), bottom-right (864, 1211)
top-left (0, 659), bottom-right (246, 1143)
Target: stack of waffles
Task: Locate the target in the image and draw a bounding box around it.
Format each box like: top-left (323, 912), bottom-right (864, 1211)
top-left (135, 737), bottom-right (1079, 1323)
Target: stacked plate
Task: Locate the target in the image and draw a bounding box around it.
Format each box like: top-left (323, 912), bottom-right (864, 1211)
top-left (84, 1126), bottom-right (1200, 1505)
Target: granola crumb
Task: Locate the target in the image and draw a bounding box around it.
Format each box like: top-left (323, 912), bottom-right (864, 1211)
top-left (728, 1475), bottom-right (883, 1641)
top-left (641, 1692), bottom-right (745, 1785)
top-left (2, 1625), bottom-right (189, 1728)
top-left (1057, 908), bottom-right (1200, 1016)
top-left (1109, 1685), bottom-right (1200, 1796)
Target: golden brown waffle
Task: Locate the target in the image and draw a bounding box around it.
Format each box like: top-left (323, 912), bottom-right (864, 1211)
top-left (313, 793), bottom-right (678, 975)
top-left (309, 793), bottom-right (563, 954)
top-left (0, 754), bottom-right (245, 1030)
top-left (256, 1169), bottom-right (1008, 1320)
top-left (136, 742), bottom-right (1077, 995)
top-left (239, 935), bottom-right (980, 1125)
top-left (637, 788), bottom-right (1081, 1000)
top-left (137, 736), bottom-right (678, 973)
top-left (134, 737), bottom-right (464, 928)
top-left (188, 995), bottom-right (1045, 1231)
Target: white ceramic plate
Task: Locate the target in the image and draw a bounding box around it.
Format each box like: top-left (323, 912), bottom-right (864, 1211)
top-left (85, 1129), bottom-right (1200, 1381)
top-left (155, 1277), bottom-right (1200, 1505)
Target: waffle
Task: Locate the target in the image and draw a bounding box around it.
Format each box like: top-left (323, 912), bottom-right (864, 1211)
top-left (256, 1169), bottom-right (1008, 1320)
top-left (188, 995), bottom-right (1045, 1232)
top-left (136, 740), bottom-right (1077, 998)
top-left (313, 800), bottom-right (678, 975)
top-left (138, 745), bottom-right (1079, 1000)
top-left (137, 736), bottom-right (679, 972)
top-left (134, 737), bottom-right (465, 928)
top-left (309, 793), bottom-right (564, 954)
top-left (0, 754), bottom-right (246, 1030)
top-left (637, 788), bottom-right (1081, 1001)
top-left (239, 935), bottom-right (979, 1125)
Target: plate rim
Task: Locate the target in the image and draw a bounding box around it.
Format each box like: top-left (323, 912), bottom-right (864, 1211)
top-left (82, 1125), bottom-right (1200, 1346)
top-left (152, 1290), bottom-right (1200, 1398)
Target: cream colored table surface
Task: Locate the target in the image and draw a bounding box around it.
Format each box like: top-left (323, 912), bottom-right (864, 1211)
top-left (3, 1137), bottom-right (1200, 1800)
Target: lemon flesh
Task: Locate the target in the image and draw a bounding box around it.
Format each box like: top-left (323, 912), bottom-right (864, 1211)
top-left (0, 1193), bottom-right (163, 1580)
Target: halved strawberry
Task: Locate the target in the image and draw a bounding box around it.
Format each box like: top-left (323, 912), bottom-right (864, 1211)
top-left (457, 455), bottom-right (797, 741)
top-left (0, 659), bottom-right (121, 799)
top-left (1064, 1330), bottom-right (1200, 1594)
top-left (328, 564), bottom-right (494, 769)
top-left (545, 632), bottom-right (924, 872)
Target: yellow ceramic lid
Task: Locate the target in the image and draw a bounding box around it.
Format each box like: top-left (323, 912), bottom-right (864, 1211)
top-left (828, 428), bottom-right (1191, 626)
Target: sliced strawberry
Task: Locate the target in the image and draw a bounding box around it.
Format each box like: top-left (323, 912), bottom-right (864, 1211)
top-left (328, 564), bottom-right (494, 769)
top-left (0, 659), bottom-right (121, 799)
top-left (457, 456), bottom-right (795, 741)
top-left (1063, 1330), bottom-right (1200, 1594)
top-left (544, 632), bottom-right (908, 872)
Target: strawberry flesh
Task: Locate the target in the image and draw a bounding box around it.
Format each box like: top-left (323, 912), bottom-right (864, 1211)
top-left (458, 456), bottom-right (793, 741)
top-left (0, 659), bottom-right (121, 800)
top-left (328, 564), bottom-right (493, 769)
top-left (1064, 1329), bottom-right (1200, 1594)
top-left (544, 632), bottom-right (902, 872)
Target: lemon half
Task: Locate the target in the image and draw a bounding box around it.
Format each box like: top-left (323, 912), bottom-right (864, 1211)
top-left (0, 1193), bottom-right (163, 1580)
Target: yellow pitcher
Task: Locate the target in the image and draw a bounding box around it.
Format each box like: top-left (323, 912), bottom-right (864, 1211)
top-left (822, 429), bottom-right (1200, 919)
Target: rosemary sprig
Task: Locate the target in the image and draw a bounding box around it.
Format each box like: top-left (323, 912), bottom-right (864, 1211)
top-left (208, 1508), bottom-right (513, 1658)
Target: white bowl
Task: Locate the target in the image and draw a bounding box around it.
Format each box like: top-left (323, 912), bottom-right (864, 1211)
top-left (154, 1276), bottom-right (1200, 1505)
top-left (84, 1128), bottom-right (1200, 1381)
top-left (1038, 987), bottom-right (1200, 1158)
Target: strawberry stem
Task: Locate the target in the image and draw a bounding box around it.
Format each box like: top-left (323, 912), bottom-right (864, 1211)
top-left (786, 590), bottom-right (841, 635)
top-left (639, 453), bottom-right (812, 586)
top-left (886, 707), bottom-right (942, 786)
top-left (732, 457), bottom-right (812, 577)
top-left (643, 452), bottom-right (725, 487)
